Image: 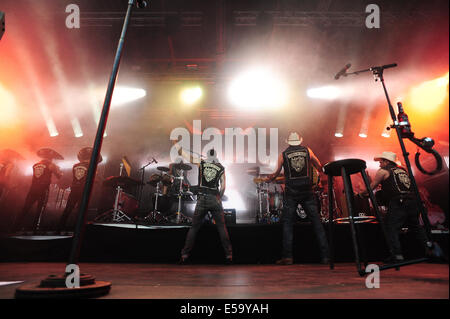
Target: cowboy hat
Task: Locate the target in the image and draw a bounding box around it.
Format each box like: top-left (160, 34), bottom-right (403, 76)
top-left (286, 132), bottom-right (303, 146)
top-left (374, 151), bottom-right (397, 164)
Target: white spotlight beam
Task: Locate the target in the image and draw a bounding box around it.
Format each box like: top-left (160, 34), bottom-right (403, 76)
top-left (307, 86), bottom-right (341, 100)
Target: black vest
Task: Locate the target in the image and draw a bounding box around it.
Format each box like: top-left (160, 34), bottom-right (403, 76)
top-left (198, 160), bottom-right (224, 193)
top-left (31, 160), bottom-right (52, 188)
top-left (72, 162), bottom-right (89, 189)
top-left (282, 145), bottom-right (312, 190)
top-left (381, 165), bottom-right (413, 201)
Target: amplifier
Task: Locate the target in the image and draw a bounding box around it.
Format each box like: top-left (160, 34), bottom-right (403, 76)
top-left (224, 209), bottom-right (236, 225)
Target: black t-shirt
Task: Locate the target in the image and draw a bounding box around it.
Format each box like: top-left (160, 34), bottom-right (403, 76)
top-left (198, 160), bottom-right (224, 193)
top-left (381, 165), bottom-right (413, 201)
top-left (71, 162), bottom-right (89, 190)
top-left (282, 145), bottom-right (312, 191)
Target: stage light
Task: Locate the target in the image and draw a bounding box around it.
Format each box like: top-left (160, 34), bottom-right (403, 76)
top-left (307, 86), bottom-right (341, 100)
top-left (0, 83), bottom-right (18, 127)
top-left (71, 118), bottom-right (83, 138)
top-left (359, 133), bottom-right (367, 138)
top-left (110, 86), bottom-right (146, 107)
top-left (228, 68), bottom-right (288, 110)
top-left (335, 132), bottom-right (343, 138)
top-left (37, 101), bottom-right (59, 137)
top-left (407, 72), bottom-right (449, 113)
top-left (381, 132), bottom-right (391, 138)
top-left (180, 86), bottom-right (203, 106)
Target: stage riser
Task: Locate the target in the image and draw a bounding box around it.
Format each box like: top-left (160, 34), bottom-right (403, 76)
top-left (0, 224), bottom-right (448, 264)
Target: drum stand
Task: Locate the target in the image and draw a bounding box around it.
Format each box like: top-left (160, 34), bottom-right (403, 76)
top-left (145, 179), bottom-right (168, 224)
top-left (256, 182), bottom-right (270, 223)
top-left (173, 170), bottom-right (191, 224)
top-left (95, 185), bottom-right (133, 223)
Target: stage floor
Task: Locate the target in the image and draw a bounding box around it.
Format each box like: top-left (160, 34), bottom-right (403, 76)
top-left (0, 262), bottom-right (448, 299)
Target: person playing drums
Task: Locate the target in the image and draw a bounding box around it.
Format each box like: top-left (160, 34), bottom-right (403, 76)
top-left (174, 143), bottom-right (233, 264)
top-left (258, 132), bottom-right (329, 265)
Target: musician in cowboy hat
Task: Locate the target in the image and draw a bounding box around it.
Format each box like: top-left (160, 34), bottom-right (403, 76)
top-left (260, 132), bottom-right (329, 265)
top-left (57, 147), bottom-right (102, 233)
top-left (358, 151), bottom-right (434, 263)
top-left (13, 148), bottom-right (63, 233)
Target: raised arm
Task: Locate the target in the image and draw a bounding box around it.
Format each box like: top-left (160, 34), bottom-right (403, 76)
top-left (172, 140), bottom-right (200, 166)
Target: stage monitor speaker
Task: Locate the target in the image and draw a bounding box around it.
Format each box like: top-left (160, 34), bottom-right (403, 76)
top-left (0, 12), bottom-right (5, 41)
top-left (224, 209), bottom-right (236, 225)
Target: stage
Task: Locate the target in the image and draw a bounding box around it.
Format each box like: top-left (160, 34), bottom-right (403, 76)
top-left (0, 222), bottom-right (448, 263)
top-left (0, 262), bottom-right (448, 299)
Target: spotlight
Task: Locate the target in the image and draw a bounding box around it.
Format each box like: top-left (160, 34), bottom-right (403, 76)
top-left (228, 68), bottom-right (288, 110)
top-left (334, 132), bottom-right (343, 138)
top-left (0, 83), bottom-right (18, 127)
top-left (110, 86), bottom-right (146, 107)
top-left (381, 132), bottom-right (390, 138)
top-left (407, 72), bottom-right (449, 113)
top-left (359, 133), bottom-right (367, 138)
top-left (307, 86), bottom-right (340, 100)
top-left (180, 86), bottom-right (203, 106)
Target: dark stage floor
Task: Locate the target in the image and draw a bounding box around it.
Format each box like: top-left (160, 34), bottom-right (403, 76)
top-left (0, 262), bottom-right (448, 299)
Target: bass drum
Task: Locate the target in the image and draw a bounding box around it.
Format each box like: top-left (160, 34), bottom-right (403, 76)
top-left (119, 192), bottom-right (139, 217)
top-left (269, 191), bottom-right (283, 212)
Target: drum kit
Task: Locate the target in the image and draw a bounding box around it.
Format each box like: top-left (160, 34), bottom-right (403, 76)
top-left (249, 167), bottom-right (284, 223)
top-left (145, 162), bottom-right (194, 224)
top-left (250, 166), bottom-right (334, 223)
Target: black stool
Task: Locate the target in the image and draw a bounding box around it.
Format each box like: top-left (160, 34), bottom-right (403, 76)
top-left (324, 159), bottom-right (393, 276)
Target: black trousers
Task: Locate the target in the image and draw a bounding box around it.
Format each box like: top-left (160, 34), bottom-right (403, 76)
top-left (385, 197), bottom-right (429, 256)
top-left (14, 186), bottom-right (49, 231)
top-left (57, 187), bottom-right (83, 231)
top-left (282, 189), bottom-right (329, 259)
top-left (181, 194), bottom-right (232, 259)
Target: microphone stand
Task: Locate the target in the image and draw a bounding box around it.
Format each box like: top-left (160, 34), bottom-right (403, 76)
top-left (15, 0), bottom-right (144, 298)
top-left (343, 63), bottom-right (444, 270)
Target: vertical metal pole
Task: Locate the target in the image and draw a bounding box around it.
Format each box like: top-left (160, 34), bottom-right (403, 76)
top-left (360, 170), bottom-right (395, 257)
top-left (341, 167), bottom-right (362, 274)
top-left (327, 175), bottom-right (334, 270)
top-left (379, 74), bottom-right (433, 239)
top-left (67, 0), bottom-right (136, 266)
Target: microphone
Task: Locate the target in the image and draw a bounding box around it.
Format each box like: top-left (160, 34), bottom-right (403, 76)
top-left (136, 0), bottom-right (148, 8)
top-left (152, 157), bottom-right (158, 164)
top-left (334, 63), bottom-right (351, 80)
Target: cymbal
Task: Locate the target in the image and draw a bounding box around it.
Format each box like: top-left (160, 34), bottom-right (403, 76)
top-left (77, 147), bottom-right (103, 163)
top-left (157, 166), bottom-right (170, 172)
top-left (103, 176), bottom-right (143, 188)
top-left (37, 148), bottom-right (64, 160)
top-left (172, 163), bottom-right (192, 171)
top-left (253, 174), bottom-right (271, 184)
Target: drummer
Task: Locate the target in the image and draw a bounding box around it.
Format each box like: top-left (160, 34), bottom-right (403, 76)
top-left (13, 148), bottom-right (63, 233)
top-left (174, 143), bottom-right (233, 264)
top-left (57, 147), bottom-right (102, 233)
